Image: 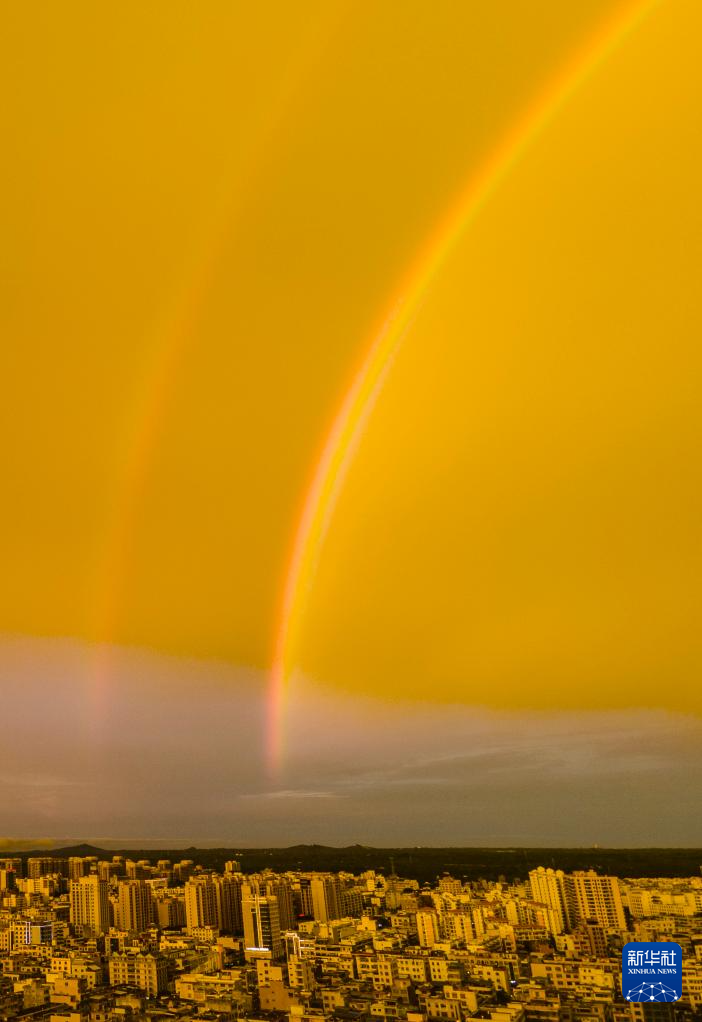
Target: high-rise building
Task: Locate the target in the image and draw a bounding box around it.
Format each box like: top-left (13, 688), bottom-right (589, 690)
top-left (69, 876), bottom-right (110, 937)
top-left (28, 857), bottom-right (65, 880)
top-left (0, 870), bottom-right (17, 892)
top-left (442, 909), bottom-right (475, 942)
top-left (297, 878), bottom-right (314, 919)
top-left (155, 893), bottom-right (186, 930)
top-left (265, 879), bottom-right (295, 931)
top-left (173, 860), bottom-right (196, 883)
top-left (97, 861), bottom-right (123, 882)
top-left (529, 868), bottom-right (569, 933)
top-left (117, 879), bottom-right (153, 933)
top-left (341, 888), bottom-right (365, 918)
top-left (184, 875), bottom-right (218, 932)
top-left (529, 868), bottom-right (626, 932)
top-left (242, 890), bottom-right (282, 960)
top-left (416, 908), bottom-right (440, 947)
top-left (309, 875), bottom-right (341, 923)
top-left (565, 871), bottom-right (626, 931)
top-left (156, 860), bottom-right (173, 883)
top-left (67, 857), bottom-right (87, 881)
top-left (214, 874), bottom-right (243, 935)
top-left (126, 859), bottom-right (150, 880)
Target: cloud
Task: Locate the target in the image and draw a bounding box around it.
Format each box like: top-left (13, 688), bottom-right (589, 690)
top-left (239, 790), bottom-right (341, 801)
top-left (0, 636), bottom-right (699, 846)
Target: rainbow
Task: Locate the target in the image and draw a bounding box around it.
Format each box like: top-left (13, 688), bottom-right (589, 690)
top-left (85, 4), bottom-right (346, 730)
top-left (266, 0), bottom-right (661, 774)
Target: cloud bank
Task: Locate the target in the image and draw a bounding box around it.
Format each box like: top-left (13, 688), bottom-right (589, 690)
top-left (1, 636), bottom-right (699, 846)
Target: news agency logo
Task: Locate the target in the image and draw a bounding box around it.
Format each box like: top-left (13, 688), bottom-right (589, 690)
top-left (622, 942), bottom-right (682, 1002)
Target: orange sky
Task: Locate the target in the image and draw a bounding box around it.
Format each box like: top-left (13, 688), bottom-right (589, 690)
top-left (2, 0), bottom-right (701, 810)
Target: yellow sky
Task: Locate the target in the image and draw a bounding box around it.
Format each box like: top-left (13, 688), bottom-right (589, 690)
top-left (2, 0), bottom-right (700, 715)
top-left (301, 0), bottom-right (702, 715)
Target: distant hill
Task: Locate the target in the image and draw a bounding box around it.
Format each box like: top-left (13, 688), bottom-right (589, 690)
top-left (10, 844), bottom-right (702, 882)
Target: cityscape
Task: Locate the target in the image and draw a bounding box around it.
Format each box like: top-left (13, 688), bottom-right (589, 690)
top-left (1, 851), bottom-right (701, 1022)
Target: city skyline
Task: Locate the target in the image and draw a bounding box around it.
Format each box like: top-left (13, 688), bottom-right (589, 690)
top-left (1, 851), bottom-right (701, 1017)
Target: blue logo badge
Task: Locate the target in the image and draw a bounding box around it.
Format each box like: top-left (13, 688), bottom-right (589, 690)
top-left (622, 942), bottom-right (682, 1002)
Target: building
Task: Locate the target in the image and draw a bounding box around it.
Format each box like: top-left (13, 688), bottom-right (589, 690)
top-left (243, 891), bottom-right (282, 959)
top-left (309, 875), bottom-right (341, 923)
top-left (67, 857), bottom-right (96, 880)
top-left (573, 919), bottom-right (608, 958)
top-left (154, 891), bottom-right (186, 929)
top-left (266, 878), bottom-right (295, 931)
top-left (416, 908), bottom-right (440, 947)
top-left (97, 860), bottom-right (124, 882)
top-left (0, 857), bottom-right (22, 876)
top-left (0, 869), bottom-right (17, 891)
top-left (565, 872), bottom-right (626, 931)
top-left (28, 857), bottom-right (65, 879)
top-left (184, 875), bottom-right (218, 932)
top-left (108, 950), bottom-right (167, 997)
top-left (117, 879), bottom-right (153, 933)
top-left (529, 868), bottom-right (569, 933)
top-left (69, 876), bottom-right (110, 937)
top-left (214, 873), bottom-right (243, 934)
top-left (529, 869), bottom-right (626, 932)
top-left (287, 955), bottom-right (317, 991)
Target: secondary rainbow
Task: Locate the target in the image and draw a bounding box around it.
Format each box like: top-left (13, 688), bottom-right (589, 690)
top-left (85, 5), bottom-right (346, 729)
top-left (266, 0), bottom-right (661, 774)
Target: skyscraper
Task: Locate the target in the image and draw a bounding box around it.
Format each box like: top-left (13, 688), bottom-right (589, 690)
top-left (69, 876), bottom-right (110, 937)
top-left (117, 879), bottom-right (153, 933)
top-left (28, 857), bottom-right (65, 880)
top-left (214, 873), bottom-right (243, 935)
top-left (242, 889), bottom-right (282, 960)
top-left (67, 857), bottom-right (87, 881)
top-left (529, 868), bottom-right (626, 932)
top-left (528, 867), bottom-right (569, 933)
top-left (309, 875), bottom-right (341, 923)
top-left (265, 878), bottom-right (295, 931)
top-left (184, 875), bottom-right (218, 932)
top-left (565, 871), bottom-right (626, 930)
